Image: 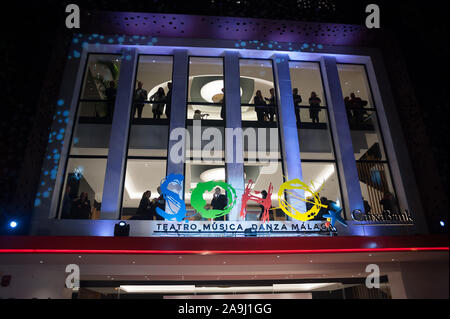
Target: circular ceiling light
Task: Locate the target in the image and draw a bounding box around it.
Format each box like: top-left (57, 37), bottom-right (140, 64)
top-left (200, 80), bottom-right (242, 103)
top-left (200, 168), bottom-right (226, 182)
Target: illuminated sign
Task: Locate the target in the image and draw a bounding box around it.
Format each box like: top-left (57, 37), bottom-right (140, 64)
top-left (155, 174), bottom-right (347, 231)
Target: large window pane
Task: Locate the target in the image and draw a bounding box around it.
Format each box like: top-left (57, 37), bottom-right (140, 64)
top-left (289, 61), bottom-right (335, 160)
top-left (239, 59), bottom-right (277, 123)
top-left (59, 158), bottom-right (107, 220)
top-left (337, 64), bottom-right (374, 109)
top-left (337, 63), bottom-right (398, 217)
top-left (80, 55), bottom-right (121, 100)
top-left (132, 55), bottom-right (173, 120)
top-left (184, 160), bottom-right (228, 220)
top-left (188, 57), bottom-right (224, 120)
top-left (243, 161), bottom-right (286, 221)
top-left (297, 110), bottom-right (335, 160)
top-left (289, 61), bottom-right (327, 108)
top-left (350, 110), bottom-right (387, 161)
top-left (357, 162), bottom-right (398, 215)
top-left (301, 162), bottom-right (343, 220)
top-left (71, 54), bottom-right (121, 156)
top-left (121, 159), bottom-right (167, 219)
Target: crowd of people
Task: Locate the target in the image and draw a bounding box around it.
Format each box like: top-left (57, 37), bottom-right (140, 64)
top-left (344, 92), bottom-right (369, 124)
top-left (252, 88), bottom-right (323, 124)
top-left (131, 187), bottom-right (166, 220)
top-left (133, 81), bottom-right (173, 119)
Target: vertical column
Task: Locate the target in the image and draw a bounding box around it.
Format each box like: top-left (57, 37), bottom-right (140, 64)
top-left (167, 50), bottom-right (188, 178)
top-left (224, 51), bottom-right (244, 221)
top-left (273, 54), bottom-right (305, 214)
top-left (100, 48), bottom-right (138, 219)
top-left (320, 56), bottom-right (364, 216)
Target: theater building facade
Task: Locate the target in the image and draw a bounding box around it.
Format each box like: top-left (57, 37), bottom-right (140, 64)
top-left (0, 11), bottom-right (447, 299)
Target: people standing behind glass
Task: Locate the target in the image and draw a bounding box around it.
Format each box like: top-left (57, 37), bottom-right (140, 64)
top-left (133, 190), bottom-right (154, 220)
top-left (73, 192), bottom-right (91, 219)
top-left (349, 93), bottom-right (367, 124)
top-left (264, 88), bottom-right (276, 122)
top-left (292, 88), bottom-right (302, 124)
top-left (104, 81), bottom-right (117, 119)
top-left (165, 82), bottom-right (172, 120)
top-left (150, 87), bottom-right (166, 120)
top-left (253, 90), bottom-right (267, 122)
top-left (134, 81), bottom-right (148, 119)
top-left (211, 187), bottom-right (228, 221)
top-left (309, 92), bottom-right (322, 124)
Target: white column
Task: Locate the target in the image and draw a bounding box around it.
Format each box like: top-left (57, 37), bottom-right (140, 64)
top-left (100, 48), bottom-right (138, 219)
top-left (320, 56), bottom-right (365, 217)
top-left (273, 54), bottom-right (305, 215)
top-left (224, 51), bottom-right (245, 221)
top-left (167, 50), bottom-right (188, 178)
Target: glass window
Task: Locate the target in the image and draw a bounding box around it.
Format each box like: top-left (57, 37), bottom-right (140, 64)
top-left (60, 54), bottom-right (121, 219)
top-left (301, 162), bottom-right (343, 220)
top-left (337, 64), bottom-right (374, 109)
top-left (289, 61), bottom-right (335, 161)
top-left (184, 160), bottom-right (228, 220)
top-left (71, 54), bottom-right (121, 156)
top-left (337, 64), bottom-right (399, 215)
top-left (128, 55), bottom-right (172, 157)
top-left (239, 59), bottom-right (277, 124)
top-left (187, 57), bottom-right (224, 120)
top-left (132, 55), bottom-right (173, 120)
top-left (289, 62), bottom-right (326, 107)
top-left (121, 159), bottom-right (167, 219)
top-left (243, 161), bottom-right (286, 221)
top-left (59, 158), bottom-right (107, 220)
top-left (356, 162), bottom-right (397, 215)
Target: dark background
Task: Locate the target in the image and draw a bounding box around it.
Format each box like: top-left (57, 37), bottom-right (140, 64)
top-left (0, 0), bottom-right (447, 233)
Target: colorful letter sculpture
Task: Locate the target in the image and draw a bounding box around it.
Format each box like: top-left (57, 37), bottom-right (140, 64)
top-left (155, 174), bottom-right (188, 222)
top-left (240, 179), bottom-right (273, 223)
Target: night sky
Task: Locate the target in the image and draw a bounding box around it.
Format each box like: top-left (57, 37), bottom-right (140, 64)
top-left (0, 0), bottom-right (447, 230)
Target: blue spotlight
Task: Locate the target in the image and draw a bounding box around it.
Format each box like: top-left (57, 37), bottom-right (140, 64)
top-left (9, 221), bottom-right (18, 229)
top-left (440, 221), bottom-right (445, 227)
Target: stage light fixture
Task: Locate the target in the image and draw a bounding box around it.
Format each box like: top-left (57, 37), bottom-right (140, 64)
top-left (114, 221), bottom-right (130, 237)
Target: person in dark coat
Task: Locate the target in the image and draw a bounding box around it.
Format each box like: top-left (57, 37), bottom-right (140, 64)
top-left (165, 82), bottom-right (172, 120)
top-left (104, 81), bottom-right (117, 119)
top-left (150, 87), bottom-right (166, 120)
top-left (253, 90), bottom-right (266, 122)
top-left (293, 88), bottom-right (303, 125)
top-left (73, 192), bottom-right (91, 219)
top-left (133, 81), bottom-right (148, 119)
top-left (133, 190), bottom-right (154, 220)
top-left (211, 187), bottom-right (227, 210)
top-left (264, 88), bottom-right (276, 122)
top-left (349, 93), bottom-right (367, 124)
top-left (344, 96), bottom-right (353, 122)
top-left (309, 92), bottom-right (322, 123)
top-left (211, 187), bottom-right (228, 221)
